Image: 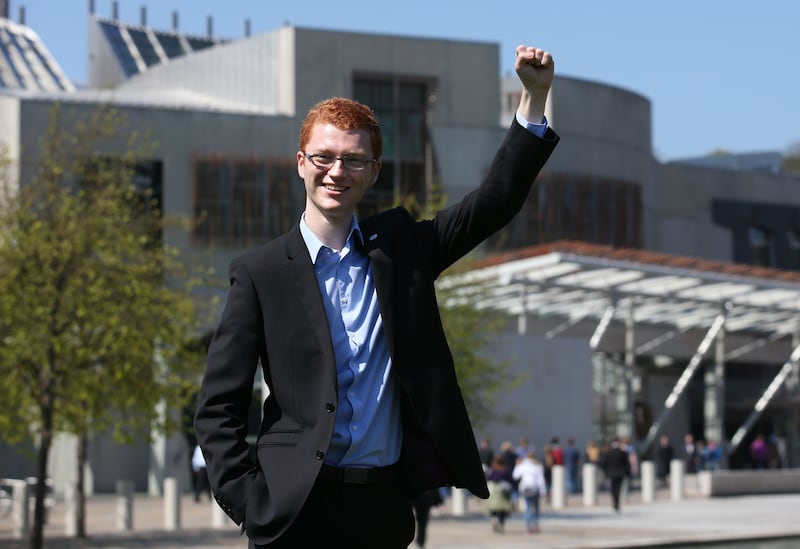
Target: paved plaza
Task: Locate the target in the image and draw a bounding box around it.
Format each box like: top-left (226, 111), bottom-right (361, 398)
top-left (2, 488), bottom-right (800, 548)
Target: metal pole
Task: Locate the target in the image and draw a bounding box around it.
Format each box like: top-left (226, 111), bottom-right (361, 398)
top-left (729, 343), bottom-right (800, 454)
top-left (640, 313), bottom-right (726, 455)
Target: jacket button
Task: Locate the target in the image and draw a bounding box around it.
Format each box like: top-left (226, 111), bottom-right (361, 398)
top-left (325, 402), bottom-right (335, 413)
top-left (316, 450), bottom-right (325, 460)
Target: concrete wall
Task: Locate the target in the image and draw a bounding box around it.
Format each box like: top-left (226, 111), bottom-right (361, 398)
top-left (16, 98), bottom-right (298, 280)
top-left (293, 27), bottom-right (500, 128)
top-left (700, 469), bottom-right (800, 496)
top-left (478, 332), bottom-right (595, 455)
top-left (0, 94), bottom-right (19, 199)
top-left (653, 162), bottom-right (800, 261)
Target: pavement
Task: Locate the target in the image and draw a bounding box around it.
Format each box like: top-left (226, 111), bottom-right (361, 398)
top-left (2, 486), bottom-right (800, 548)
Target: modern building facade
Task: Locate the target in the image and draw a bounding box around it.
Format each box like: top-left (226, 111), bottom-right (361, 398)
top-left (2, 5), bottom-right (800, 493)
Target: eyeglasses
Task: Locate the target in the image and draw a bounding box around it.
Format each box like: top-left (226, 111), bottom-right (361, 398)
top-left (303, 152), bottom-right (377, 172)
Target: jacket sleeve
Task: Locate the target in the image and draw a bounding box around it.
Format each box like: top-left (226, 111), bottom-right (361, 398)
top-left (193, 259), bottom-right (264, 524)
top-left (425, 121), bottom-right (559, 276)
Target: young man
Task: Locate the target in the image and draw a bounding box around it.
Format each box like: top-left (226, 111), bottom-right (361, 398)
top-left (194, 43), bottom-right (559, 548)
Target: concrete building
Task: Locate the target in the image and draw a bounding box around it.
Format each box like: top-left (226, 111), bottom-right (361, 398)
top-left (2, 5), bottom-right (800, 493)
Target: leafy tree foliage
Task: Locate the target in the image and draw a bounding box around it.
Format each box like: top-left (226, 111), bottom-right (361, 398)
top-left (436, 272), bottom-right (523, 432)
top-left (0, 104), bottom-right (212, 548)
top-left (784, 141), bottom-right (800, 174)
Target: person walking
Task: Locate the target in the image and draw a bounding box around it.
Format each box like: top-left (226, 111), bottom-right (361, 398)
top-left (485, 455), bottom-right (515, 533)
top-left (656, 435), bottom-right (673, 487)
top-left (564, 437), bottom-right (580, 494)
top-left (603, 438), bottom-right (631, 512)
top-left (193, 43), bottom-right (558, 548)
top-left (191, 444), bottom-right (212, 502)
top-left (478, 438), bottom-right (494, 472)
top-left (411, 488), bottom-right (443, 548)
top-left (512, 451), bottom-right (547, 534)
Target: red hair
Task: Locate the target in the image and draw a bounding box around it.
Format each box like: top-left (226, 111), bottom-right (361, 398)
top-left (299, 97), bottom-right (383, 159)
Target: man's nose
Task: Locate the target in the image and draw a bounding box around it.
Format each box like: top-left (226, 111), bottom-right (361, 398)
top-left (327, 158), bottom-right (347, 174)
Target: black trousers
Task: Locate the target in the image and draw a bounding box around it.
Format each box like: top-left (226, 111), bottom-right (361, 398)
top-left (249, 472), bottom-right (414, 549)
top-left (412, 502), bottom-right (432, 547)
top-left (609, 476), bottom-right (624, 510)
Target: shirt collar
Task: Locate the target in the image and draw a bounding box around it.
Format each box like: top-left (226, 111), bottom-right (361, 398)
top-left (299, 213), bottom-right (364, 264)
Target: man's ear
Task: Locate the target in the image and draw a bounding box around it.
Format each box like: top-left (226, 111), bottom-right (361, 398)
top-left (296, 151), bottom-right (305, 178)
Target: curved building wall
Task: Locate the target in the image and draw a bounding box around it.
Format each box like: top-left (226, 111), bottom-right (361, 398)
top-left (498, 75), bottom-right (656, 251)
top-left (546, 76), bottom-right (653, 183)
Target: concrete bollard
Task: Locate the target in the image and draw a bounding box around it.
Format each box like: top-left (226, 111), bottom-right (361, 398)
top-left (450, 488), bottom-right (467, 516)
top-left (63, 483), bottom-right (78, 537)
top-left (164, 477), bottom-right (180, 531)
top-left (551, 465), bottom-right (566, 509)
top-left (697, 470), bottom-right (712, 496)
top-left (640, 460), bottom-right (655, 503)
top-left (670, 459), bottom-right (684, 501)
top-left (582, 462), bottom-right (597, 506)
top-left (8, 479), bottom-right (29, 539)
top-left (621, 476), bottom-right (629, 503)
top-left (116, 480), bottom-right (134, 531)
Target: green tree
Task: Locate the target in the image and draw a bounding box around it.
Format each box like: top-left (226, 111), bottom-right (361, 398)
top-left (0, 104), bottom-right (212, 549)
top-left (437, 271), bottom-right (523, 431)
top-left (784, 141), bottom-right (800, 174)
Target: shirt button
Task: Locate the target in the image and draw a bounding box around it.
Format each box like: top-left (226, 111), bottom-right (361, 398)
top-left (325, 402), bottom-right (335, 413)
top-left (316, 450), bottom-right (325, 460)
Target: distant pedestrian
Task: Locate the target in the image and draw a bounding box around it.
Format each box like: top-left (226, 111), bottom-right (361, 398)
top-left (411, 488), bottom-right (443, 548)
top-left (478, 438), bottom-right (494, 472)
top-left (485, 455), bottom-right (514, 533)
top-left (516, 436), bottom-right (532, 461)
top-left (191, 444), bottom-right (211, 502)
top-left (550, 437), bottom-right (564, 465)
top-left (603, 438), bottom-right (630, 512)
top-left (542, 443), bottom-right (554, 498)
top-left (703, 439), bottom-right (723, 471)
top-left (584, 439), bottom-right (600, 465)
top-left (512, 451), bottom-right (547, 534)
top-left (750, 434), bottom-right (768, 469)
top-left (499, 440), bottom-right (520, 506)
top-left (656, 435), bottom-right (673, 486)
top-left (684, 433), bottom-right (699, 473)
top-left (562, 437), bottom-right (580, 494)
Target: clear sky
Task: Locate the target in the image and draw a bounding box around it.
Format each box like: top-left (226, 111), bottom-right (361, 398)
top-left (9, 0), bottom-right (800, 162)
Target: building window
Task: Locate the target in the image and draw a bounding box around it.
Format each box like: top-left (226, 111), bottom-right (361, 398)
top-left (749, 226), bottom-right (774, 267)
top-left (193, 156), bottom-right (299, 246)
top-left (352, 76), bottom-right (434, 219)
top-left (487, 173), bottom-right (643, 252)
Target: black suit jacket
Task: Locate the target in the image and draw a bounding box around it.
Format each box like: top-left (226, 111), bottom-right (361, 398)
top-left (194, 121), bottom-right (559, 544)
top-left (604, 445), bottom-right (632, 479)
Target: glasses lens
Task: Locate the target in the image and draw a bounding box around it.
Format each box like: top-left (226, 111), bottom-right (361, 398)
top-left (343, 158), bottom-right (367, 171)
top-left (306, 154), bottom-right (370, 171)
top-left (310, 154), bottom-right (334, 168)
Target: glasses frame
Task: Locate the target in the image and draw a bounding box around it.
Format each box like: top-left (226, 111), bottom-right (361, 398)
top-left (302, 152), bottom-right (378, 172)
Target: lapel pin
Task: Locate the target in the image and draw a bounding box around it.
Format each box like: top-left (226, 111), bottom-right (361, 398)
top-left (369, 234), bottom-right (378, 241)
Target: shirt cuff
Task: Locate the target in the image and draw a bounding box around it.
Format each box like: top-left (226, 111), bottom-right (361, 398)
top-left (515, 110), bottom-right (548, 138)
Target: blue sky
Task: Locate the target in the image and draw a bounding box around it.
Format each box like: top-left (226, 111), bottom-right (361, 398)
top-left (11, 0), bottom-right (800, 162)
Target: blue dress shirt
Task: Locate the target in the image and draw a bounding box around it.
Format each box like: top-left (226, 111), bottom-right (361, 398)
top-left (300, 216), bottom-right (403, 467)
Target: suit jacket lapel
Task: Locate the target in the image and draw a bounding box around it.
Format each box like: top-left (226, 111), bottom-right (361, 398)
top-left (285, 227), bottom-right (337, 373)
top-left (358, 227), bottom-right (396, 356)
